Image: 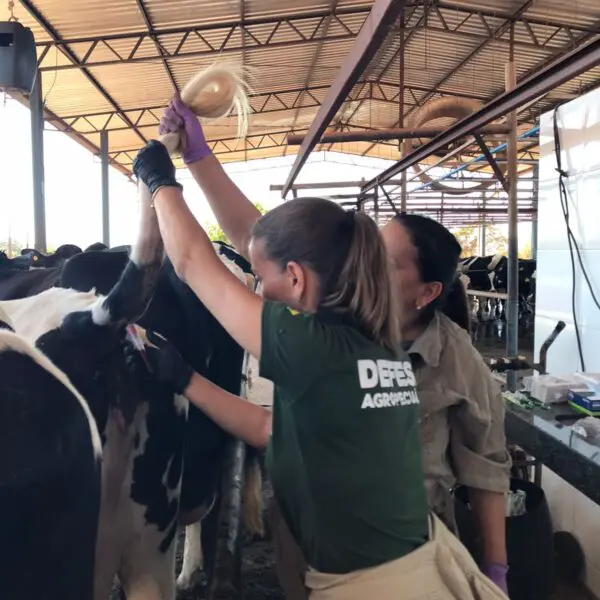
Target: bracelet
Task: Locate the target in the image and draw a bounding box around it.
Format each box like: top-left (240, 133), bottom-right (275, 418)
top-left (150, 185), bottom-right (166, 208)
top-left (150, 182), bottom-right (182, 207)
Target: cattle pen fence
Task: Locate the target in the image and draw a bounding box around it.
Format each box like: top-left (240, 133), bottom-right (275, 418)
top-left (206, 346), bottom-right (250, 600)
top-left (207, 271), bottom-right (259, 600)
top-left (467, 290), bottom-right (508, 301)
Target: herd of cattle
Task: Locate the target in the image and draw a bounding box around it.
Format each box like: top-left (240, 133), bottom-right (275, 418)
top-left (0, 205), bottom-right (262, 600)
top-left (458, 253), bottom-right (537, 336)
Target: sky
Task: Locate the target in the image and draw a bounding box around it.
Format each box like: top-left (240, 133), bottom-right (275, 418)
top-left (0, 95), bottom-right (532, 251)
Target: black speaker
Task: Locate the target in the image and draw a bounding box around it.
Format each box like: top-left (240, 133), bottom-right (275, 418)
top-left (0, 21), bottom-right (37, 94)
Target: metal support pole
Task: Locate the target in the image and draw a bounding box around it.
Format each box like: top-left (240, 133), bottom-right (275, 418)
top-left (531, 162), bottom-right (539, 260)
top-left (30, 69), bottom-right (46, 252)
top-left (506, 32), bottom-right (519, 392)
top-left (100, 130), bottom-right (110, 247)
top-left (480, 193), bottom-right (487, 255)
top-left (399, 15), bottom-right (407, 213)
top-left (474, 134), bottom-right (509, 193)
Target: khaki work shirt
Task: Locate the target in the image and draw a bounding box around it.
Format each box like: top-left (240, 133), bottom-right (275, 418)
top-left (406, 312), bottom-right (511, 529)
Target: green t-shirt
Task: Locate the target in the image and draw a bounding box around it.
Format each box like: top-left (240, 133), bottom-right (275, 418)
top-left (260, 301), bottom-right (428, 575)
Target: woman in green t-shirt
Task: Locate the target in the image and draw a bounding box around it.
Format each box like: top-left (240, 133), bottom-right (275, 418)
top-left (130, 134), bottom-right (506, 598)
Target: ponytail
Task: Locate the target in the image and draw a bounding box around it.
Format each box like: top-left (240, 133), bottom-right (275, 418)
top-left (321, 211), bottom-right (400, 353)
top-left (442, 277), bottom-right (470, 332)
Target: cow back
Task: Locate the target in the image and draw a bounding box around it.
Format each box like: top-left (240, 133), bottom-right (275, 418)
top-left (0, 331), bottom-right (100, 600)
top-left (60, 248), bottom-right (240, 513)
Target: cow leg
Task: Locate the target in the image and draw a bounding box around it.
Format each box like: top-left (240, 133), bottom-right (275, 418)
top-left (177, 493), bottom-right (217, 590)
top-left (93, 411), bottom-right (137, 600)
top-left (177, 522), bottom-right (205, 590)
top-left (119, 539), bottom-right (177, 600)
top-left (118, 385), bottom-right (188, 600)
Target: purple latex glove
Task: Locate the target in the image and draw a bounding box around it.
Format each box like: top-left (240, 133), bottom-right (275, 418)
top-left (158, 95), bottom-right (212, 164)
top-left (481, 561), bottom-right (509, 595)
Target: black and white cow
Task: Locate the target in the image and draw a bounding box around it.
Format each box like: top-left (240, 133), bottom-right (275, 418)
top-left (59, 241), bottom-right (262, 592)
top-left (459, 254), bottom-right (507, 293)
top-left (0, 306), bottom-right (102, 600)
top-left (0, 185), bottom-right (174, 599)
top-left (20, 244), bottom-right (83, 269)
top-left (459, 254), bottom-right (537, 336)
top-left (0, 244), bottom-right (86, 298)
top-left (85, 242), bottom-right (110, 253)
top-left (0, 232), bottom-right (262, 598)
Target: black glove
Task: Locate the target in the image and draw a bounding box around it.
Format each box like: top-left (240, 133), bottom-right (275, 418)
top-left (144, 330), bottom-right (194, 395)
top-left (132, 139), bottom-right (183, 196)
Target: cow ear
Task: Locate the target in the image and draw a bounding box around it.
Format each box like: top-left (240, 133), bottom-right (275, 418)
top-left (60, 251), bottom-right (129, 295)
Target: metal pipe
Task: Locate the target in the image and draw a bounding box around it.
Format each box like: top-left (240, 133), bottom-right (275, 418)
top-left (100, 130), bottom-right (110, 247)
top-left (281, 0), bottom-right (409, 197)
top-left (286, 124), bottom-right (512, 145)
top-left (30, 70), bottom-right (46, 252)
top-left (207, 352), bottom-right (252, 600)
top-left (365, 207), bottom-right (536, 214)
top-left (270, 180), bottom-right (402, 191)
top-left (506, 49), bottom-right (519, 392)
top-left (361, 35), bottom-right (600, 193)
top-left (531, 162), bottom-right (539, 259)
top-left (399, 14), bottom-right (407, 213)
top-left (480, 194), bottom-right (487, 254)
top-left (410, 125), bottom-right (539, 193)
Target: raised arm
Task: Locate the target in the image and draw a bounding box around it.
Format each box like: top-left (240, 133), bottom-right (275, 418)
top-left (133, 140), bottom-right (262, 359)
top-left (160, 96), bottom-right (261, 260)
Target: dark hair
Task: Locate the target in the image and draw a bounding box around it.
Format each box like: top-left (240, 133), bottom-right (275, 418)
top-left (251, 197), bottom-right (400, 352)
top-left (393, 213), bottom-right (470, 332)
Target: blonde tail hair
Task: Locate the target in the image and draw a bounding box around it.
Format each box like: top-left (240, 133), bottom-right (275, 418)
top-left (160, 62), bottom-right (253, 155)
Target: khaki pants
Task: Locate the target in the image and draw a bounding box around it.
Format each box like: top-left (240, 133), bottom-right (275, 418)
top-left (268, 498), bottom-right (508, 600)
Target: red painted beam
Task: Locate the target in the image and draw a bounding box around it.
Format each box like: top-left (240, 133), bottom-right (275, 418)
top-left (281, 0), bottom-right (408, 198)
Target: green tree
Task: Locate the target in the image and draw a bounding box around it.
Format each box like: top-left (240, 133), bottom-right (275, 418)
top-left (519, 241), bottom-right (532, 259)
top-left (451, 224), bottom-right (509, 257)
top-left (0, 240), bottom-right (23, 258)
top-left (205, 201), bottom-right (267, 246)
top-left (485, 226), bottom-right (509, 255)
top-left (452, 226), bottom-right (479, 257)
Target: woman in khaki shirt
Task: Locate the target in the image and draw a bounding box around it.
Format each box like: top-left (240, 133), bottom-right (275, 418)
top-left (380, 213), bottom-right (511, 593)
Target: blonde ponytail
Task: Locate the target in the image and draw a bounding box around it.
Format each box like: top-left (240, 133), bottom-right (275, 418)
top-left (321, 212), bottom-right (400, 352)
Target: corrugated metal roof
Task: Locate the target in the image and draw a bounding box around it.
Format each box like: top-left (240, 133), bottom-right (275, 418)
top-left (4, 0), bottom-right (600, 178)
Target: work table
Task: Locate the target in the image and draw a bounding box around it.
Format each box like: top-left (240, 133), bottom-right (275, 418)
top-left (505, 398), bottom-right (600, 505)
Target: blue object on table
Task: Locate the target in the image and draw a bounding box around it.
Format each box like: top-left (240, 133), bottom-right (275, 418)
top-left (568, 389), bottom-right (600, 417)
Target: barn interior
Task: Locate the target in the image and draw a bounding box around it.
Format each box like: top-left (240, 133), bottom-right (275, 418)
top-left (2, 0), bottom-right (600, 599)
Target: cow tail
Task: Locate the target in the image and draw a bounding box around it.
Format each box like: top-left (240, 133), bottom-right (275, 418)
top-left (242, 447), bottom-right (264, 537)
